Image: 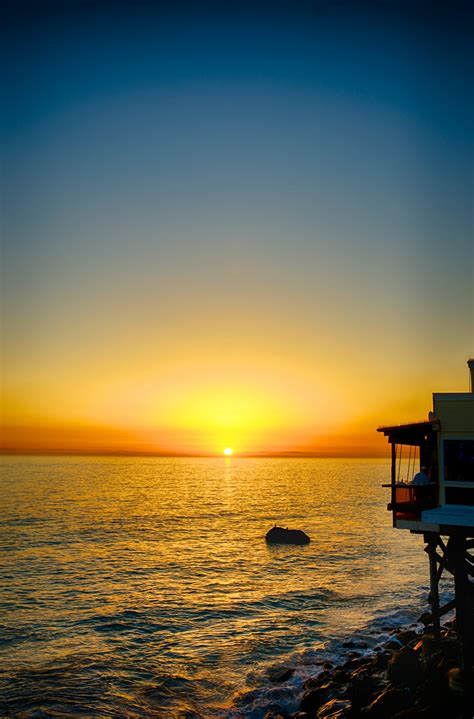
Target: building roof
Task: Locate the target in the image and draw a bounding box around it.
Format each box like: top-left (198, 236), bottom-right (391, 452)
top-left (377, 420), bottom-right (438, 445)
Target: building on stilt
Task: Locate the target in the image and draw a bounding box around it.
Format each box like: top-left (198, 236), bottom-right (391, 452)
top-left (378, 359), bottom-right (474, 675)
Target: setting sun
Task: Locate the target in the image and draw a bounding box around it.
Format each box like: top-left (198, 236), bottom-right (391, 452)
top-left (223, 448), bottom-right (233, 456)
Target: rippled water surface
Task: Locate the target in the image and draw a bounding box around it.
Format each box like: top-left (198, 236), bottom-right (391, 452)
top-left (1, 457), bottom-right (433, 717)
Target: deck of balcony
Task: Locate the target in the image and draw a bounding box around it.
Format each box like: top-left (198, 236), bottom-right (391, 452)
top-left (385, 482), bottom-right (438, 521)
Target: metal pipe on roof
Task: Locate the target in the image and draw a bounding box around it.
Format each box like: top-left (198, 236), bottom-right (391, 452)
top-left (468, 358), bottom-right (474, 393)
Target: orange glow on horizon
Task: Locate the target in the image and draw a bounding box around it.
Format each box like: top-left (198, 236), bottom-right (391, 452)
top-left (2, 349), bottom-right (471, 458)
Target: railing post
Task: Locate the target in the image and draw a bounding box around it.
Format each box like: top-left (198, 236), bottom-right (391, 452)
top-left (391, 442), bottom-right (396, 526)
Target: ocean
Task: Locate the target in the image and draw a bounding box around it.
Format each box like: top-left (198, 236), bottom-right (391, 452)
top-left (1, 457), bottom-right (438, 717)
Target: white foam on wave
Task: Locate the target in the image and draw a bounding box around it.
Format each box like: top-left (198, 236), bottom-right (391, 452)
top-left (218, 594), bottom-right (457, 719)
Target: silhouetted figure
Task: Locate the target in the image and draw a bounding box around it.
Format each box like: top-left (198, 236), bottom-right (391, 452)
top-left (411, 466), bottom-right (430, 485)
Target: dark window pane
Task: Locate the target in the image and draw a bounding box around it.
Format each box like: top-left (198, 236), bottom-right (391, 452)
top-left (444, 440), bottom-right (474, 483)
top-left (445, 487), bottom-right (474, 506)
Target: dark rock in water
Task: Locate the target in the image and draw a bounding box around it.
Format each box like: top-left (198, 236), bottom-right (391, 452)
top-left (343, 655), bottom-right (368, 672)
top-left (349, 666), bottom-right (383, 709)
top-left (371, 651), bottom-right (391, 670)
top-left (385, 638), bottom-right (403, 650)
top-left (387, 647), bottom-right (422, 688)
top-left (390, 709), bottom-right (434, 719)
top-left (332, 668), bottom-right (350, 684)
top-left (303, 677), bottom-right (322, 692)
top-left (365, 687), bottom-right (412, 717)
top-left (418, 611), bottom-right (432, 626)
top-left (316, 698), bottom-right (352, 718)
top-left (303, 670), bottom-right (333, 690)
top-left (350, 662), bottom-right (374, 678)
top-left (266, 526), bottom-right (310, 545)
top-left (396, 630), bottom-right (418, 646)
top-left (263, 708), bottom-right (289, 719)
top-left (299, 682), bottom-right (335, 713)
top-left (267, 667), bottom-right (295, 684)
top-left (412, 675), bottom-right (445, 712)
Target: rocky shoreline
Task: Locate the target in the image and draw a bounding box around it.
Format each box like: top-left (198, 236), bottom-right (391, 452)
top-left (261, 621), bottom-right (473, 719)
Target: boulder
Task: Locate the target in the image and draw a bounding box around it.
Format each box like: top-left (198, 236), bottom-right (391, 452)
top-left (396, 630), bottom-right (419, 646)
top-left (391, 709), bottom-right (434, 719)
top-left (349, 666), bottom-right (383, 709)
top-left (267, 667), bottom-right (295, 684)
top-left (439, 636), bottom-right (459, 663)
top-left (365, 687), bottom-right (412, 717)
top-left (265, 526), bottom-right (310, 545)
top-left (343, 656), bottom-right (369, 672)
top-left (299, 682), bottom-right (335, 713)
top-left (332, 668), bottom-right (350, 684)
top-left (413, 675), bottom-right (445, 711)
top-left (371, 651), bottom-right (391, 670)
top-left (303, 670), bottom-right (332, 689)
top-left (385, 638), bottom-right (403, 651)
top-left (350, 665), bottom-right (372, 680)
top-left (387, 647), bottom-right (422, 688)
top-left (263, 709), bottom-right (288, 719)
top-left (316, 698), bottom-right (352, 718)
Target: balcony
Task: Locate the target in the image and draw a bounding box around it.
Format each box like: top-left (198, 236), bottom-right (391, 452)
top-left (386, 483), bottom-right (439, 521)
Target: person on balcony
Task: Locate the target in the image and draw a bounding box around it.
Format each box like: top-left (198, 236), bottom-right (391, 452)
top-left (411, 466), bottom-right (430, 485)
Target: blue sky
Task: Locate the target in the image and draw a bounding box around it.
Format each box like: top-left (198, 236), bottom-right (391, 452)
top-left (2, 1), bottom-right (473, 453)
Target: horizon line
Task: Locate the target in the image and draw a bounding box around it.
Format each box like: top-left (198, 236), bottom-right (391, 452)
top-left (0, 448), bottom-right (390, 458)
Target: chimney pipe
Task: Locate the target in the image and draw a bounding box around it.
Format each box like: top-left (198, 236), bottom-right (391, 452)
top-left (468, 359), bottom-right (474, 393)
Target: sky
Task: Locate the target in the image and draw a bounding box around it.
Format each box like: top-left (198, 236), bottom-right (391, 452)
top-left (1, 1), bottom-right (473, 456)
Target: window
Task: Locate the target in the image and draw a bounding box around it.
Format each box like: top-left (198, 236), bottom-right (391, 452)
top-left (445, 487), bottom-right (474, 506)
top-left (444, 440), bottom-right (474, 483)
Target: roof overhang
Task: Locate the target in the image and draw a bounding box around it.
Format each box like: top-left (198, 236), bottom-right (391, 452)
top-left (377, 420), bottom-right (439, 445)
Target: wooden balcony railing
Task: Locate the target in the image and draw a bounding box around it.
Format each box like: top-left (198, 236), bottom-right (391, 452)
top-left (383, 483), bottom-right (439, 520)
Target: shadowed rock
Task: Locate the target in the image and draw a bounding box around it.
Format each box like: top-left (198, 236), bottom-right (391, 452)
top-left (387, 647), bottom-right (422, 688)
top-left (316, 698), bottom-right (352, 717)
top-left (265, 526), bottom-right (310, 545)
top-left (299, 682), bottom-right (336, 713)
top-left (365, 687), bottom-right (412, 717)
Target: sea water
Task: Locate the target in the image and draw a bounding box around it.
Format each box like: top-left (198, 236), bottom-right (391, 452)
top-left (1, 457), bottom-right (438, 717)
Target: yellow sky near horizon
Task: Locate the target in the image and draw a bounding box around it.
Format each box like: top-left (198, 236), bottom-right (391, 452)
top-left (2, 5), bottom-right (472, 456)
top-left (2, 348), bottom-right (472, 455)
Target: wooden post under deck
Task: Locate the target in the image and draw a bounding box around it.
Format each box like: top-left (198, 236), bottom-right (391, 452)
top-left (426, 534), bottom-right (441, 640)
top-left (449, 535), bottom-right (472, 672)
